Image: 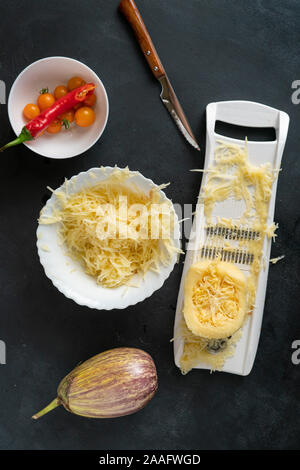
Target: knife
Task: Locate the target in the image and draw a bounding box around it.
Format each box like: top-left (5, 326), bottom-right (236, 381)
top-left (119, 0), bottom-right (200, 151)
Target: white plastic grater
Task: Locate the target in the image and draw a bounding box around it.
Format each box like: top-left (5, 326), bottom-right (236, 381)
top-left (173, 100), bottom-right (289, 376)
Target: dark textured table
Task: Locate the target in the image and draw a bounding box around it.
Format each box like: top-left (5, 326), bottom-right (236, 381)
top-left (0, 0), bottom-right (299, 451)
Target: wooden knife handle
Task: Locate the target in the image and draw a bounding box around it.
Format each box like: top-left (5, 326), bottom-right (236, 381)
top-left (119, 0), bottom-right (166, 79)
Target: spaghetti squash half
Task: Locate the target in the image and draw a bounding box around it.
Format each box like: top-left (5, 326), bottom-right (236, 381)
top-left (183, 260), bottom-right (247, 340)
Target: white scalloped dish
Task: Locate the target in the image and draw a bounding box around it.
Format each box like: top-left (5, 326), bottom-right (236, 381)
top-left (37, 167), bottom-right (180, 310)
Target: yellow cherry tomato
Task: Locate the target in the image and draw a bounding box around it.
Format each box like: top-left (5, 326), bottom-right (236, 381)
top-left (23, 103), bottom-right (40, 120)
top-left (84, 93), bottom-right (97, 107)
top-left (47, 119), bottom-right (62, 134)
top-left (38, 92), bottom-right (55, 111)
top-left (75, 106), bottom-right (96, 127)
top-left (73, 103), bottom-right (83, 111)
top-left (59, 110), bottom-right (75, 123)
top-left (54, 85), bottom-right (68, 100)
top-left (67, 76), bottom-right (86, 91)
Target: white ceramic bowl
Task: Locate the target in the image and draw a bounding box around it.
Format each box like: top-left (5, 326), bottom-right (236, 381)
top-left (36, 167), bottom-right (181, 310)
top-left (8, 57), bottom-right (109, 158)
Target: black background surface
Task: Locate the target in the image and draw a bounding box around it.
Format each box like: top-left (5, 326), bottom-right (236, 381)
top-left (0, 0), bottom-right (299, 450)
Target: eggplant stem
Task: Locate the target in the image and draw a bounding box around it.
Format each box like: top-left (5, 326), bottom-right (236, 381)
top-left (32, 397), bottom-right (60, 420)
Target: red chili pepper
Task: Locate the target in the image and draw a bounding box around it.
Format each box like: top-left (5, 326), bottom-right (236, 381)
top-left (0, 83), bottom-right (95, 152)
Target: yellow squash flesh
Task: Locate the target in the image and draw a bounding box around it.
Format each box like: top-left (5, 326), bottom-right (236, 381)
top-left (183, 260), bottom-right (247, 339)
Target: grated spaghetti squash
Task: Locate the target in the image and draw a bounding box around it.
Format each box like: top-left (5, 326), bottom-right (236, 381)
top-left (39, 168), bottom-right (181, 288)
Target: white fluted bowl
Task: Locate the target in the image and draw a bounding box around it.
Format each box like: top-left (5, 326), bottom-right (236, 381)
top-left (37, 167), bottom-right (181, 310)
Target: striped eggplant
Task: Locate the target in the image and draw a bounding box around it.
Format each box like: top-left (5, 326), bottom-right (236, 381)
top-left (32, 347), bottom-right (158, 419)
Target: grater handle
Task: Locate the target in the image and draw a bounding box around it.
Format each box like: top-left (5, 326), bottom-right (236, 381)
top-left (207, 100), bottom-right (289, 133)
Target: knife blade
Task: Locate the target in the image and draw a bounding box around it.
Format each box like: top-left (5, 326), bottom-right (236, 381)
top-left (119, 0), bottom-right (200, 151)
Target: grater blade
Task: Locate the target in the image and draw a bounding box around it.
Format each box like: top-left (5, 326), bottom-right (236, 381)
top-left (197, 223), bottom-right (260, 266)
top-left (199, 243), bottom-right (254, 265)
top-left (206, 225), bottom-right (260, 241)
